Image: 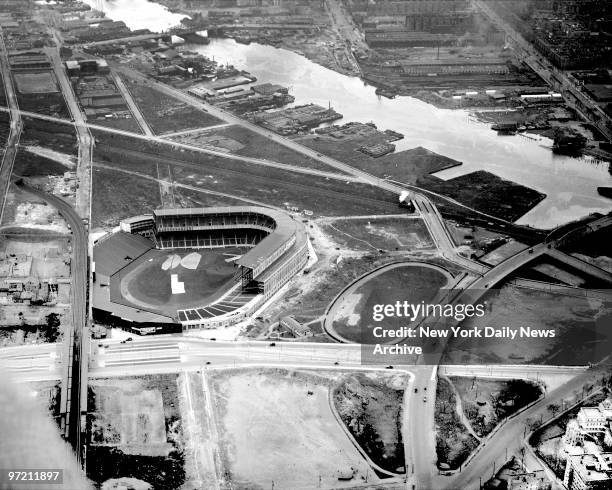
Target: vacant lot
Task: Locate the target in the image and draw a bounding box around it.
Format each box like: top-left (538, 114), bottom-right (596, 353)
top-left (13, 71), bottom-right (58, 94)
top-left (13, 148), bottom-right (71, 177)
top-left (91, 166), bottom-right (161, 229)
top-left (16, 92), bottom-right (70, 119)
top-left (322, 217), bottom-right (433, 252)
top-left (333, 372), bottom-right (408, 473)
top-left (173, 124), bottom-right (336, 171)
top-left (449, 377), bottom-right (542, 437)
top-left (296, 135), bottom-right (461, 183)
top-left (328, 262), bottom-right (451, 343)
top-left (435, 377), bottom-right (479, 470)
top-left (92, 131), bottom-right (400, 218)
top-left (418, 171), bottom-right (546, 222)
top-left (94, 116), bottom-right (144, 134)
top-left (120, 76), bottom-right (223, 134)
top-left (22, 117), bottom-right (77, 155)
top-left (87, 374), bottom-right (186, 489)
top-left (211, 368), bottom-right (377, 488)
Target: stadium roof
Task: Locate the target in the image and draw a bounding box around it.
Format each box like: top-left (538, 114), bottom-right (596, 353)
top-left (93, 232), bottom-right (154, 277)
top-left (153, 207), bottom-right (301, 272)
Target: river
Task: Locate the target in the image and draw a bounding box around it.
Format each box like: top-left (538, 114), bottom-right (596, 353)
top-left (81, 0), bottom-right (188, 32)
top-left (87, 0), bottom-right (612, 229)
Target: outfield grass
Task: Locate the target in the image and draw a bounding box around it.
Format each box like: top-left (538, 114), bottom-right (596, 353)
top-left (120, 248), bottom-right (241, 315)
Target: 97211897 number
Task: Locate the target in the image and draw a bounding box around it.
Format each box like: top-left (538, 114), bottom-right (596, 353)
top-left (0, 470), bottom-right (63, 485)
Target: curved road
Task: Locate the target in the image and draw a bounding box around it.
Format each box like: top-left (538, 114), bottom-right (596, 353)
top-left (17, 182), bottom-right (88, 461)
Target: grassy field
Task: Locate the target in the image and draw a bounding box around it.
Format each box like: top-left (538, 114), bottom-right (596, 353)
top-left (0, 111), bottom-right (9, 147)
top-left (91, 166), bottom-right (161, 229)
top-left (322, 217), bottom-right (433, 252)
top-left (16, 92), bottom-right (70, 119)
top-left (329, 263), bottom-right (451, 344)
top-left (211, 368), bottom-right (378, 488)
top-left (22, 117), bottom-right (77, 155)
top-left (87, 374), bottom-right (185, 489)
top-left (92, 131), bottom-right (401, 217)
top-left (173, 124), bottom-right (337, 172)
top-left (94, 116), bottom-right (144, 134)
top-left (442, 284), bottom-right (612, 366)
top-left (12, 149), bottom-right (70, 177)
top-left (333, 372), bottom-right (407, 473)
top-left (435, 377), bottom-right (479, 470)
top-left (119, 75), bottom-right (224, 134)
top-left (119, 247), bottom-right (243, 315)
top-left (418, 171), bottom-right (546, 222)
top-left (13, 71), bottom-right (58, 94)
top-left (449, 377), bottom-right (542, 437)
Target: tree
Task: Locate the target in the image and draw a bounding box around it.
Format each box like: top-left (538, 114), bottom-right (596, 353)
top-left (44, 313), bottom-right (61, 342)
top-left (547, 403), bottom-right (560, 418)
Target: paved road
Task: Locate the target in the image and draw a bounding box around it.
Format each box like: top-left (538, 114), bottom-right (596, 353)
top-left (45, 45), bottom-right (92, 219)
top-left (0, 105), bottom-right (359, 183)
top-left (111, 71), bottom-right (154, 136)
top-left (0, 29), bottom-right (22, 224)
top-left (441, 361), bottom-right (608, 490)
top-left (17, 183), bottom-right (88, 461)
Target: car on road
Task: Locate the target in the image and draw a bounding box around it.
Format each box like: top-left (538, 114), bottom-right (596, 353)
top-left (125, 337), bottom-right (133, 342)
top-left (385, 365), bottom-right (393, 369)
top-left (269, 342), bottom-right (276, 347)
top-left (414, 388), bottom-right (418, 393)
top-left (423, 396), bottom-right (427, 402)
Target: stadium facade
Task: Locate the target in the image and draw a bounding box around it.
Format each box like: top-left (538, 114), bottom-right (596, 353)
top-left (93, 206), bottom-right (309, 331)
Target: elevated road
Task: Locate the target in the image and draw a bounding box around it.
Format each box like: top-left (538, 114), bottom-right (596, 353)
top-left (473, 0), bottom-right (612, 142)
top-left (45, 45), bottom-right (92, 219)
top-left (111, 71), bottom-right (154, 136)
top-left (0, 28), bottom-right (22, 224)
top-left (17, 182), bottom-right (89, 463)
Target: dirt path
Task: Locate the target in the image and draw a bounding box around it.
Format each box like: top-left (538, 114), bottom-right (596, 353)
top-left (443, 375), bottom-right (482, 442)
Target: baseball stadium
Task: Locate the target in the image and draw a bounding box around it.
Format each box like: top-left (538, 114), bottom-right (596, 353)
top-left (92, 206), bottom-right (309, 331)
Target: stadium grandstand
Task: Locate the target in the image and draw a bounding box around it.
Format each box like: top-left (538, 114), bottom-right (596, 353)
top-left (92, 206), bottom-right (308, 331)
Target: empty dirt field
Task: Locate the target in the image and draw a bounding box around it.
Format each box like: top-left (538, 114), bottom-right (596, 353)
top-left (210, 368), bottom-right (380, 489)
top-left (87, 374), bottom-right (186, 489)
top-left (321, 216), bottom-right (433, 252)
